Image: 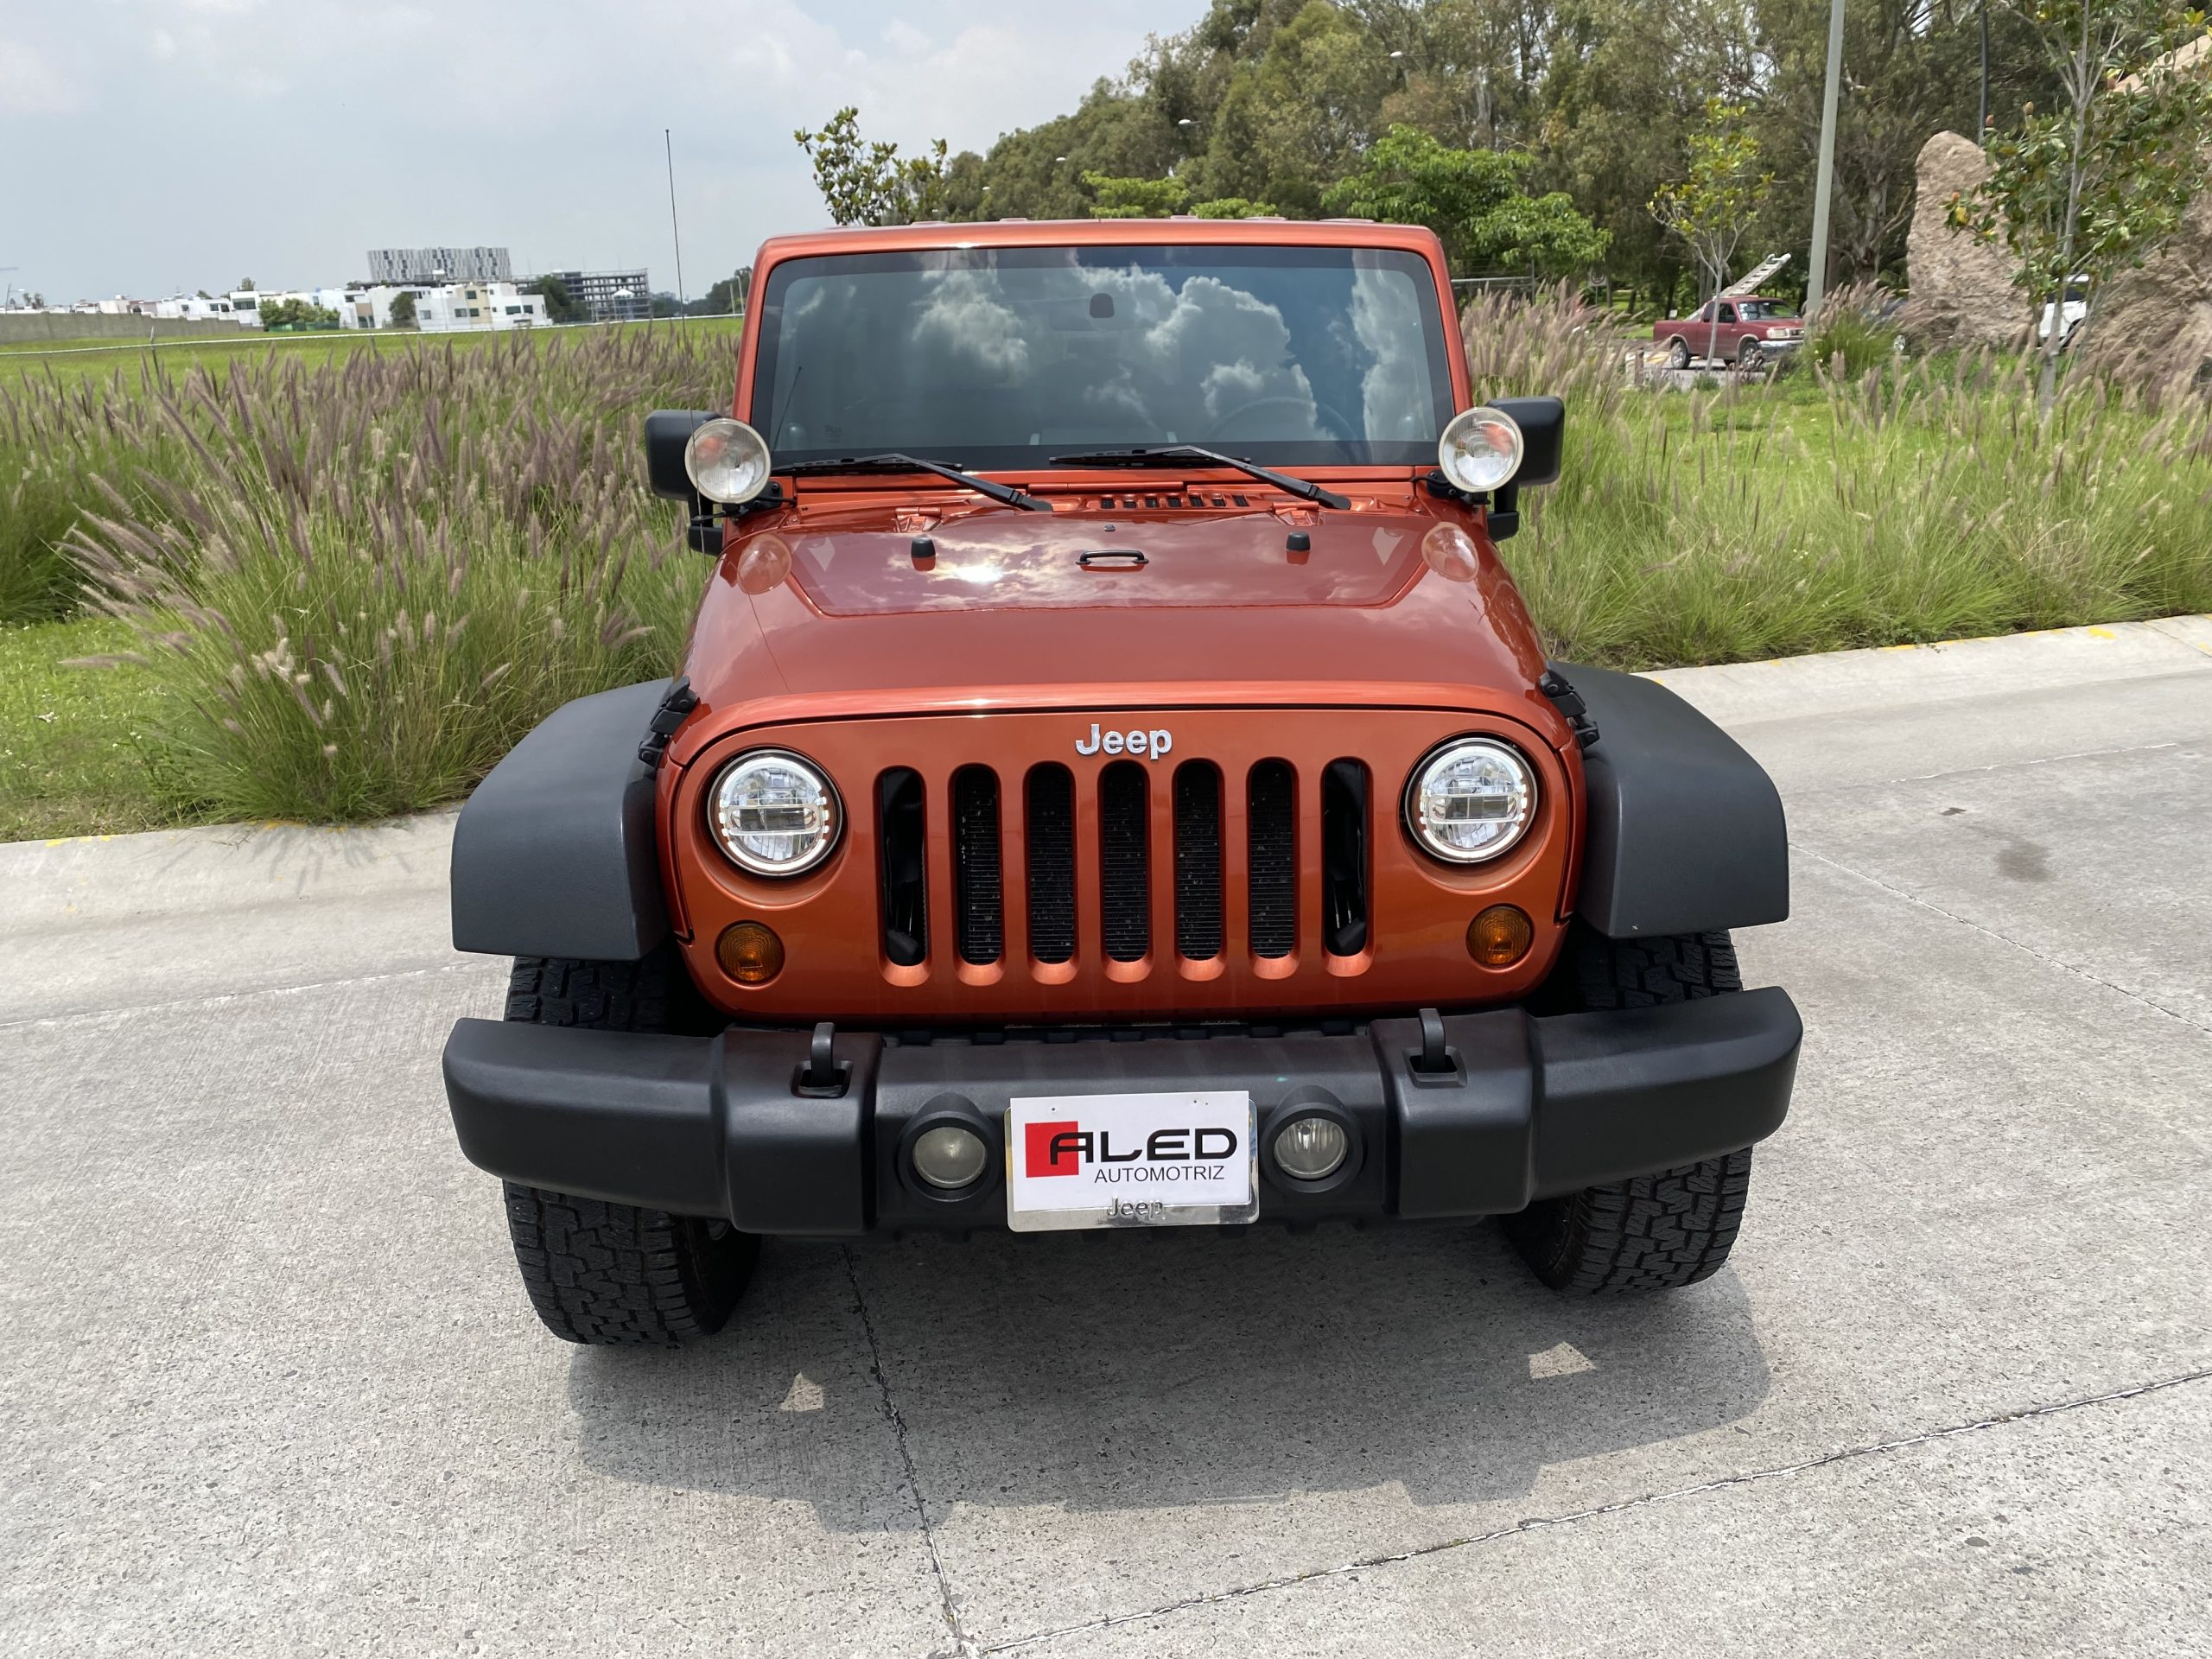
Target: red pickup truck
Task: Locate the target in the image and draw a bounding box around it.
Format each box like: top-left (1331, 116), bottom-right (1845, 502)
top-left (1656, 297), bottom-right (1804, 371)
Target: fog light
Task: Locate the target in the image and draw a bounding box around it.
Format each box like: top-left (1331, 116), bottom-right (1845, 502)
top-left (1467, 904), bottom-right (1533, 967)
top-left (1273, 1116), bottom-right (1349, 1181)
top-left (716, 921), bottom-right (785, 985)
top-left (912, 1124), bottom-right (988, 1190)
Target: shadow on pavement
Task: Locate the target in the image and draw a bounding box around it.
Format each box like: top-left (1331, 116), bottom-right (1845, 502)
top-left (564, 1218), bottom-right (1772, 1530)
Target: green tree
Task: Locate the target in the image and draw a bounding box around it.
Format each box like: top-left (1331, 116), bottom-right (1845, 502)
top-left (257, 297), bottom-right (340, 331)
top-left (795, 106), bottom-right (949, 226)
top-left (1322, 124), bottom-right (1609, 275)
top-left (524, 276), bottom-right (582, 324)
top-left (1953, 0), bottom-right (2212, 410)
top-left (1651, 99), bottom-right (1773, 360)
top-left (1190, 195), bottom-right (1282, 216)
top-left (387, 291), bottom-right (417, 328)
top-left (1084, 171), bottom-right (1192, 216)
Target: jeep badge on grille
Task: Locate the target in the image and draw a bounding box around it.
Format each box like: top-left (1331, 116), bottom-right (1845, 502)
top-left (1075, 723), bottom-right (1173, 760)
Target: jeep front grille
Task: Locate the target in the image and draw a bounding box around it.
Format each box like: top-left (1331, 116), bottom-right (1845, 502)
top-left (885, 753), bottom-right (1367, 974)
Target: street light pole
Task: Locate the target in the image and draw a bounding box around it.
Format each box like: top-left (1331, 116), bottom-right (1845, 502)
top-left (1805, 0), bottom-right (1847, 317)
top-left (664, 129), bottom-right (687, 321)
top-left (1979, 0), bottom-right (1991, 145)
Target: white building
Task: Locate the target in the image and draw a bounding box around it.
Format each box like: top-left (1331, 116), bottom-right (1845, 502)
top-left (410, 281), bottom-right (548, 333)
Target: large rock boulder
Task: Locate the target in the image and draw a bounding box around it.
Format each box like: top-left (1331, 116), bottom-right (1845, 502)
top-left (1899, 131), bottom-right (2027, 352)
top-left (2078, 190), bottom-right (2212, 391)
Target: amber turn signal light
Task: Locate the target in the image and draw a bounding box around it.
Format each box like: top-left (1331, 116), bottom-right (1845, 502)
top-left (717, 921), bottom-right (785, 986)
top-left (1467, 905), bottom-right (1533, 967)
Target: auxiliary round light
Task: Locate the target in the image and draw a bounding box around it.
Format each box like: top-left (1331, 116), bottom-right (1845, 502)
top-left (1273, 1116), bottom-right (1349, 1182)
top-left (1405, 738), bottom-right (1536, 864)
top-left (912, 1125), bottom-right (989, 1191)
top-left (709, 749), bottom-right (841, 876)
top-left (683, 416), bottom-right (773, 505)
top-left (1437, 405), bottom-right (1525, 494)
top-left (1467, 904), bottom-right (1535, 967)
top-left (716, 921), bottom-right (785, 986)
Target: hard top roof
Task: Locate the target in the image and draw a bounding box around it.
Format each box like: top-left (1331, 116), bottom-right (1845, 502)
top-left (752, 217), bottom-right (1451, 265)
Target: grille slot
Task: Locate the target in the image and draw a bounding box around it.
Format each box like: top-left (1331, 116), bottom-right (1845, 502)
top-left (877, 768), bottom-right (928, 967)
top-left (951, 766), bottom-right (1002, 964)
top-left (1026, 765), bottom-right (1077, 964)
top-left (1247, 760), bottom-right (1297, 958)
top-left (1320, 759), bottom-right (1370, 957)
top-left (1098, 761), bottom-right (1150, 962)
top-left (1173, 762), bottom-right (1224, 959)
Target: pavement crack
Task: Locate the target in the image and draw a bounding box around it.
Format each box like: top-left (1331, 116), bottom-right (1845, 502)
top-left (1792, 842), bottom-right (2210, 1035)
top-left (984, 1366), bottom-right (2212, 1653)
top-left (843, 1247), bottom-right (975, 1658)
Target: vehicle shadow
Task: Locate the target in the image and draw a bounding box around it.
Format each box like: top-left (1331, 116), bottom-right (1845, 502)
top-left (563, 1219), bottom-right (1773, 1531)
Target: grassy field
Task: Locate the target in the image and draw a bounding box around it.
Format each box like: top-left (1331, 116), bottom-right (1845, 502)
top-left (0, 315), bottom-right (742, 389)
top-left (0, 295), bottom-right (2206, 842)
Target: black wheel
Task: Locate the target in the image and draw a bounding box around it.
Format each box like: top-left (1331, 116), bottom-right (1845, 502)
top-left (1666, 336), bottom-right (1692, 370)
top-left (1737, 340), bottom-right (1766, 373)
top-left (499, 949), bottom-right (756, 1345)
top-left (1506, 929), bottom-right (1758, 1293)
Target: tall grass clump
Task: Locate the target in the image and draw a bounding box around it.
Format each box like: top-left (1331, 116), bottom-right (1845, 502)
top-left (67, 327), bottom-right (733, 820)
top-left (0, 369), bottom-right (180, 623)
top-left (1467, 290), bottom-right (2212, 668)
top-left (1801, 281), bottom-right (1904, 379)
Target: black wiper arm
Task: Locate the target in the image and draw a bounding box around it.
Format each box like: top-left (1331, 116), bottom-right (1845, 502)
top-left (775, 453), bottom-right (1049, 512)
top-left (1049, 445), bottom-right (1351, 511)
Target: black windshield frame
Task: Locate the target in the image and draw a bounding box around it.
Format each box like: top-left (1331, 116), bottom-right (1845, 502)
top-left (747, 243), bottom-right (1458, 472)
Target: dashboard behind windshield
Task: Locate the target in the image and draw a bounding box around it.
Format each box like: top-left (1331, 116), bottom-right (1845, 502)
top-left (748, 245), bottom-right (1457, 471)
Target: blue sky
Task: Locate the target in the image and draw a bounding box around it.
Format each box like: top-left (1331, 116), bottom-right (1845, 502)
top-left (0, 0), bottom-right (1198, 302)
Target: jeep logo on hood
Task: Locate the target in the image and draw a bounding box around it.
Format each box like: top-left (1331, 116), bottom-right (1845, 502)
top-left (1076, 723), bottom-right (1173, 760)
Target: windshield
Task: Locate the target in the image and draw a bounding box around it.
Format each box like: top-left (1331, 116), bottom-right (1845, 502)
top-left (749, 245), bottom-right (1456, 470)
top-left (1737, 300), bottom-right (1791, 321)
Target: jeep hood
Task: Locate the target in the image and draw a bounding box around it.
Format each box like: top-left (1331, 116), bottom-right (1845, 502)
top-left (677, 499), bottom-right (1561, 735)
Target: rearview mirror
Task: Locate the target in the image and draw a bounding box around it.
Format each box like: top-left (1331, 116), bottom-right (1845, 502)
top-left (644, 409), bottom-right (718, 552)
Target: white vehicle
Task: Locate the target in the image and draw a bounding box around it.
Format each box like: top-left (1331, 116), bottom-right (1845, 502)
top-left (2039, 278), bottom-right (2088, 344)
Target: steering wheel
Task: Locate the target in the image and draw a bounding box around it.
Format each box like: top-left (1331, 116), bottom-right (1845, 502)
top-left (1211, 395), bottom-right (1356, 442)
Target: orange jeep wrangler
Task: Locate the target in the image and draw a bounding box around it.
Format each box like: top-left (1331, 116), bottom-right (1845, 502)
top-left (442, 219), bottom-right (1801, 1345)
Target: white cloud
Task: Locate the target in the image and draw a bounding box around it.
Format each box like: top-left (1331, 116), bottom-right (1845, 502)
top-left (0, 37), bottom-right (79, 113)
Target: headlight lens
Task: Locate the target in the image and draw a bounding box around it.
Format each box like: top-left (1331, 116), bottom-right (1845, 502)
top-left (1406, 738), bottom-right (1536, 863)
top-left (684, 416), bottom-right (772, 505)
top-left (709, 750), bottom-right (841, 876)
top-left (1438, 405), bottom-right (1525, 494)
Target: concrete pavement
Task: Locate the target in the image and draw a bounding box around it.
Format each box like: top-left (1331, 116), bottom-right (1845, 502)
top-left (3, 618), bottom-right (2208, 1657)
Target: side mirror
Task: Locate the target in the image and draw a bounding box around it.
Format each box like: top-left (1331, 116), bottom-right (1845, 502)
top-left (1484, 396), bottom-right (1565, 543)
top-left (645, 409), bottom-right (718, 553)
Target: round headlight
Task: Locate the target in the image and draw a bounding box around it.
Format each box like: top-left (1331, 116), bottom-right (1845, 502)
top-left (709, 750), bottom-right (841, 876)
top-left (1438, 406), bottom-right (1525, 494)
top-left (684, 417), bottom-right (772, 505)
top-left (1406, 738), bottom-right (1536, 863)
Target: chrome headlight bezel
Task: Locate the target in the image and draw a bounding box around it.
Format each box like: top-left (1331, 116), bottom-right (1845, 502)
top-left (1437, 405), bottom-right (1526, 495)
top-left (683, 416), bottom-right (773, 505)
top-left (707, 748), bottom-right (842, 877)
top-left (1403, 736), bottom-right (1538, 865)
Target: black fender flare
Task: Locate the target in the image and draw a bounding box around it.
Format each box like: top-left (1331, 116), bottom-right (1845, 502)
top-left (1554, 662), bottom-right (1789, 939)
top-left (449, 680), bottom-right (671, 961)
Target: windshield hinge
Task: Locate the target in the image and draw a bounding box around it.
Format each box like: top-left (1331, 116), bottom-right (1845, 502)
top-left (638, 676), bottom-right (700, 769)
top-left (1539, 668), bottom-right (1600, 749)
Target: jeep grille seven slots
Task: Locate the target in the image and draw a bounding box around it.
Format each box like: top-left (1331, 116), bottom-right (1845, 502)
top-left (441, 220), bottom-right (1800, 1345)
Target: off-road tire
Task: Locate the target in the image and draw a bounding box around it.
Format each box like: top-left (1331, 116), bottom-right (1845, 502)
top-left (1666, 336), bottom-right (1692, 370)
top-left (499, 949), bottom-right (756, 1345)
top-left (1506, 928), bottom-right (1757, 1293)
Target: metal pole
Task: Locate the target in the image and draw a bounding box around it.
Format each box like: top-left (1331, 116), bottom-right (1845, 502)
top-left (664, 129), bottom-right (686, 318)
top-left (1806, 0), bottom-right (1847, 317)
top-left (1979, 0), bottom-right (1990, 144)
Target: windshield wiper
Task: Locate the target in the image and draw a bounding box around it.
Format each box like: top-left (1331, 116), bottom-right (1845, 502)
top-left (776, 453), bottom-right (1049, 512)
top-left (1049, 446), bottom-right (1350, 511)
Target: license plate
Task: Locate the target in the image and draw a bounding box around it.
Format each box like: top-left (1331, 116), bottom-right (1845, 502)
top-left (1006, 1090), bottom-right (1258, 1231)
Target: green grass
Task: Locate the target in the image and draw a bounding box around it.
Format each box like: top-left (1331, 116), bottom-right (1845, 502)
top-left (0, 617), bottom-right (188, 841)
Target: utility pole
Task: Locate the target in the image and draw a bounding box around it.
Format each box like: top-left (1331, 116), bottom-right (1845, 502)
top-left (1805, 0), bottom-right (1847, 317)
top-left (664, 129), bottom-right (686, 320)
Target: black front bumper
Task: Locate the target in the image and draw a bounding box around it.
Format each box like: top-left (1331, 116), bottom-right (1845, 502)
top-left (442, 990), bottom-right (1801, 1235)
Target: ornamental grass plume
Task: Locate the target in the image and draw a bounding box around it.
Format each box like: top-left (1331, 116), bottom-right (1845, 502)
top-left (64, 327), bottom-right (734, 820)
